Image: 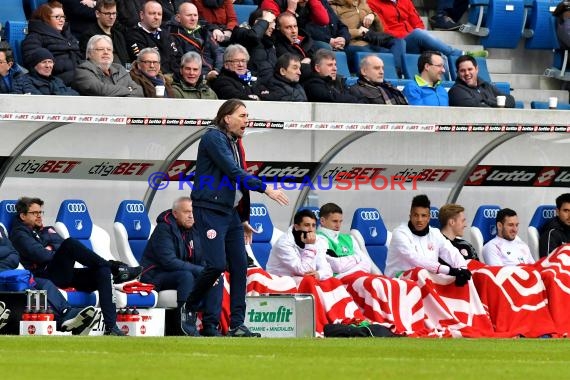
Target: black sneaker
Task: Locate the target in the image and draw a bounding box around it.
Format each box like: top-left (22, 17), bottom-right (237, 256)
top-left (104, 324), bottom-right (127, 336)
top-left (61, 306), bottom-right (97, 335)
top-left (180, 304), bottom-right (199, 336)
top-left (0, 301), bottom-right (10, 331)
top-left (429, 14), bottom-right (460, 31)
top-left (227, 325), bottom-right (261, 337)
top-left (113, 265), bottom-right (143, 284)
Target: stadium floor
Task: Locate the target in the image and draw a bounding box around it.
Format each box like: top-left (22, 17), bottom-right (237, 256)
top-left (0, 336), bottom-right (567, 379)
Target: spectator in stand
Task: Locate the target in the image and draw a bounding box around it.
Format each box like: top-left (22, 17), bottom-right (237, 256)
top-left (259, 53), bottom-right (307, 101)
top-left (329, 0), bottom-right (406, 78)
top-left (12, 48), bottom-right (79, 95)
top-left (429, 0), bottom-right (468, 31)
top-left (192, 0), bottom-right (238, 45)
top-left (482, 208), bottom-right (535, 266)
top-left (303, 48), bottom-right (363, 103)
top-left (553, 1), bottom-right (570, 50)
top-left (273, 12), bottom-right (317, 79)
top-left (230, 8), bottom-right (277, 85)
top-left (539, 193), bottom-right (570, 258)
top-left (348, 55), bottom-right (408, 104)
top-left (141, 197), bottom-right (223, 336)
top-left (211, 44), bottom-right (261, 100)
top-left (304, 0), bottom-right (350, 51)
top-left (171, 52), bottom-right (219, 99)
top-left (0, 42), bottom-right (30, 94)
top-left (403, 50), bottom-right (448, 106)
top-left (73, 35), bottom-right (144, 96)
top-left (449, 55), bottom-right (515, 108)
top-left (367, 0), bottom-right (487, 60)
top-left (80, 0), bottom-right (130, 67)
top-left (22, 1), bottom-right (83, 86)
top-left (439, 204), bottom-right (479, 260)
top-left (260, 0), bottom-right (329, 29)
top-left (125, 0), bottom-right (178, 74)
top-left (60, 0), bottom-right (97, 38)
top-left (169, 2), bottom-right (223, 80)
top-left (130, 48), bottom-right (176, 97)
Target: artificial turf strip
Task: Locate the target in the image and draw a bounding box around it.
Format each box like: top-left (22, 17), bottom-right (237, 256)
top-left (0, 337), bottom-right (568, 379)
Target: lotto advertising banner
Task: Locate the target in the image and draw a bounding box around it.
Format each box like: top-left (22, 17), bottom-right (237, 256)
top-left (465, 165), bottom-right (570, 187)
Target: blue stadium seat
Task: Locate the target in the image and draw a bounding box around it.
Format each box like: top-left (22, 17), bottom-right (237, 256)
top-left (0, 200), bottom-right (18, 235)
top-left (248, 203), bottom-right (283, 269)
top-left (114, 200), bottom-right (176, 309)
top-left (461, 0), bottom-right (526, 48)
top-left (524, 0), bottom-right (560, 49)
top-left (350, 208), bottom-right (389, 274)
top-left (515, 100), bottom-right (525, 108)
top-left (113, 200), bottom-right (153, 266)
top-left (404, 53), bottom-right (451, 81)
top-left (430, 206), bottom-right (441, 229)
top-left (335, 51), bottom-right (358, 84)
top-left (352, 52), bottom-right (399, 80)
top-left (1, 0), bottom-right (27, 24)
top-left (530, 100), bottom-right (570, 109)
top-left (527, 204), bottom-right (556, 259)
top-left (24, 0), bottom-right (48, 18)
top-left (5, 21), bottom-right (28, 66)
top-left (469, 204), bottom-right (501, 263)
top-left (234, 4), bottom-right (257, 25)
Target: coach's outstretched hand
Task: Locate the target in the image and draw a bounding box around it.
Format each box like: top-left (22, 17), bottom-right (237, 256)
top-left (265, 187), bottom-right (289, 206)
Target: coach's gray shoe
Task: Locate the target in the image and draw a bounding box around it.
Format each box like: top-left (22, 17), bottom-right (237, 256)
top-left (227, 325), bottom-right (261, 337)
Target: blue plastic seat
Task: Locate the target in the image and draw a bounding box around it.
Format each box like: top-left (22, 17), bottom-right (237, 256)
top-left (1, 0), bottom-right (27, 24)
top-left (430, 206), bottom-right (441, 229)
top-left (249, 203), bottom-right (283, 269)
top-left (0, 200), bottom-right (18, 235)
top-left (234, 4), bottom-right (257, 25)
top-left (5, 21), bottom-right (28, 66)
top-left (530, 100), bottom-right (570, 109)
top-left (524, 0), bottom-right (560, 49)
top-left (469, 205), bottom-right (501, 263)
top-left (350, 208), bottom-right (389, 273)
top-left (113, 200), bottom-right (153, 266)
top-left (527, 204), bottom-right (557, 259)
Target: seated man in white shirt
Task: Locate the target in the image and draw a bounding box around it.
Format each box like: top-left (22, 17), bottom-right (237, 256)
top-left (482, 208), bottom-right (535, 266)
top-left (267, 209), bottom-right (367, 335)
top-left (385, 194), bottom-right (471, 283)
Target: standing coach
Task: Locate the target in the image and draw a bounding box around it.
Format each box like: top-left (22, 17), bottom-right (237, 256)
top-left (181, 99), bottom-right (289, 337)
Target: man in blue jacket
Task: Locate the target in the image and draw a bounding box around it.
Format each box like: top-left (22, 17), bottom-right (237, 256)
top-left (1, 225), bottom-right (98, 334)
top-left (182, 99), bottom-right (289, 337)
top-left (140, 196), bottom-right (223, 336)
top-left (403, 50), bottom-right (449, 106)
top-left (10, 197), bottom-right (141, 336)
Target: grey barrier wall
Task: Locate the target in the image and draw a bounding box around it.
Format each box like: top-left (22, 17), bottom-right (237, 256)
top-left (0, 94), bottom-right (569, 249)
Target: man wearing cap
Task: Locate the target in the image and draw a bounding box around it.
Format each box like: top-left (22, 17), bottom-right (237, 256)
top-left (12, 48), bottom-right (78, 95)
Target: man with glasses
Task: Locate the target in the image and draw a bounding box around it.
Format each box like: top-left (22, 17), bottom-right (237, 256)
top-left (403, 51), bottom-right (449, 106)
top-left (129, 48), bottom-right (175, 97)
top-left (211, 44), bottom-right (261, 100)
top-left (126, 0), bottom-right (178, 73)
top-left (0, 42), bottom-right (30, 94)
top-left (10, 197), bottom-right (143, 336)
top-left (80, 0), bottom-right (130, 67)
top-left (73, 35), bottom-right (143, 96)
